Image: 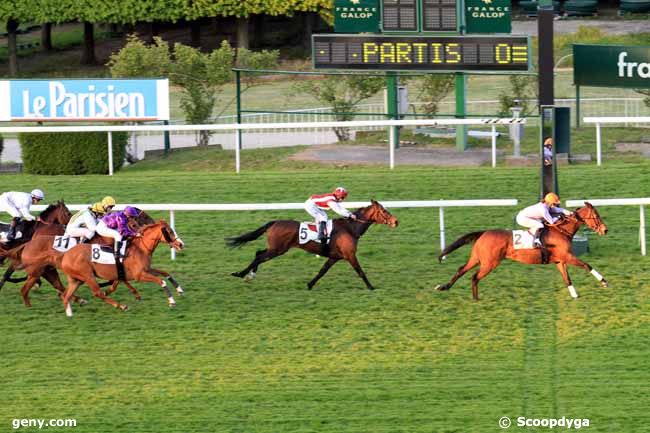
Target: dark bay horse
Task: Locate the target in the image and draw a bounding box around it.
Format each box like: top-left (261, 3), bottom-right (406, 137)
top-left (435, 202), bottom-right (609, 300)
top-left (61, 221), bottom-right (184, 316)
top-left (227, 200), bottom-right (398, 290)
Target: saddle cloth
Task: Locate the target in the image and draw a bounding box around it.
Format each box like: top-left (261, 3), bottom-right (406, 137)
top-left (0, 230), bottom-right (23, 243)
top-left (298, 220), bottom-right (333, 245)
top-left (90, 243), bottom-right (127, 264)
top-left (52, 235), bottom-right (80, 252)
top-left (512, 230), bottom-right (536, 250)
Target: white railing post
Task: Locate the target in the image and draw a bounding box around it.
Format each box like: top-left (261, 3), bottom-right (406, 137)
top-left (641, 205), bottom-right (646, 257)
top-left (491, 125), bottom-right (497, 168)
top-left (107, 131), bottom-right (114, 176)
top-left (389, 127), bottom-right (396, 169)
top-left (596, 123), bottom-right (602, 166)
top-left (235, 129), bottom-right (241, 173)
top-left (439, 207), bottom-right (446, 252)
top-left (170, 209), bottom-right (176, 260)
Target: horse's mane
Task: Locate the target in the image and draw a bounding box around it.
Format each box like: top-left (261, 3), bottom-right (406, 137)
top-left (39, 200), bottom-right (65, 220)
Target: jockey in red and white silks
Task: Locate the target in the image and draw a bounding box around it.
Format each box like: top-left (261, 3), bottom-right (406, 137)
top-left (516, 192), bottom-right (572, 246)
top-left (0, 189), bottom-right (44, 241)
top-left (304, 187), bottom-right (356, 242)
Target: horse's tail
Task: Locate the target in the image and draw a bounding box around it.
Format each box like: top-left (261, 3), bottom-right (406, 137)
top-left (225, 221), bottom-right (275, 248)
top-left (438, 231), bottom-right (485, 263)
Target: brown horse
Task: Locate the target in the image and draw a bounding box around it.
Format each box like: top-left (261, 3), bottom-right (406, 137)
top-left (227, 200), bottom-right (398, 290)
top-left (60, 221), bottom-right (184, 316)
top-left (434, 202), bottom-right (609, 300)
top-left (0, 200), bottom-right (72, 289)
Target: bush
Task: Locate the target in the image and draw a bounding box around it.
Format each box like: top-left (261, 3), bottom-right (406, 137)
top-left (20, 131), bottom-right (127, 175)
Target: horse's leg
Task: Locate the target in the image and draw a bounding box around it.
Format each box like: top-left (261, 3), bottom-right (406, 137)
top-left (470, 263), bottom-right (497, 301)
top-left (307, 258), bottom-right (339, 290)
top-left (19, 275), bottom-right (41, 308)
top-left (84, 277), bottom-right (129, 312)
top-left (41, 266), bottom-right (88, 306)
top-left (133, 272), bottom-right (176, 307)
top-left (555, 262), bottom-right (579, 299)
top-left (231, 249), bottom-right (283, 281)
top-left (564, 255), bottom-right (608, 288)
top-left (62, 277), bottom-right (83, 317)
top-left (106, 280), bottom-right (142, 301)
top-left (435, 257), bottom-right (480, 292)
top-left (150, 268), bottom-right (184, 296)
top-left (346, 255), bottom-right (375, 291)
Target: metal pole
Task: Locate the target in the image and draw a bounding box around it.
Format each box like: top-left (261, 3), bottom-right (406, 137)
top-left (163, 120), bottom-right (170, 155)
top-left (389, 126), bottom-right (396, 169)
top-left (491, 125), bottom-right (497, 168)
top-left (455, 73), bottom-right (468, 151)
top-left (575, 85), bottom-right (580, 129)
top-left (236, 70), bottom-right (242, 174)
top-left (170, 209), bottom-right (176, 260)
top-left (107, 131), bottom-right (113, 176)
top-left (439, 207), bottom-right (446, 252)
top-left (596, 123), bottom-right (602, 166)
top-left (641, 205), bottom-right (646, 256)
top-left (386, 72), bottom-right (399, 151)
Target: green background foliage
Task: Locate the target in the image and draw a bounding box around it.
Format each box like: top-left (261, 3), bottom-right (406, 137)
top-left (19, 131), bottom-right (127, 175)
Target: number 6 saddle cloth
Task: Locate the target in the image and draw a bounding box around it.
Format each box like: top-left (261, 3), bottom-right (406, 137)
top-left (298, 220), bottom-right (333, 245)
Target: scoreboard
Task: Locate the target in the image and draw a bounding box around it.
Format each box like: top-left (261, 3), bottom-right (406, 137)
top-left (382, 0), bottom-right (457, 32)
top-left (313, 35), bottom-right (531, 72)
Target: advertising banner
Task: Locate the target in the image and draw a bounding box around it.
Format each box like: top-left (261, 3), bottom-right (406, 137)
top-left (465, 0), bottom-right (512, 34)
top-left (574, 44), bottom-right (650, 88)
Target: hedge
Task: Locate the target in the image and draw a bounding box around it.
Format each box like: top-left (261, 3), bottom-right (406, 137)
top-left (19, 131), bottom-right (128, 175)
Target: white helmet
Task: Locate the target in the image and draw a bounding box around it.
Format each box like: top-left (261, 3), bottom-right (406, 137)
top-left (30, 189), bottom-right (45, 200)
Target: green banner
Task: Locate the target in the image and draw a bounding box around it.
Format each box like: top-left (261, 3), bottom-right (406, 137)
top-left (574, 44), bottom-right (650, 88)
top-left (334, 0), bottom-right (380, 33)
top-left (465, 0), bottom-right (512, 34)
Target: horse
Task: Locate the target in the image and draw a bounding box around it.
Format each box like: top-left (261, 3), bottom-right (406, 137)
top-left (60, 221), bottom-right (184, 316)
top-left (0, 200), bottom-right (72, 289)
top-left (226, 200), bottom-right (399, 290)
top-left (434, 202), bottom-right (609, 301)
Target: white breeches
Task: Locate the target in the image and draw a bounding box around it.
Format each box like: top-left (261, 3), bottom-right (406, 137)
top-left (96, 221), bottom-right (122, 241)
top-left (0, 202), bottom-right (22, 219)
top-left (65, 227), bottom-right (95, 240)
top-left (516, 214), bottom-right (544, 234)
top-left (304, 202), bottom-right (328, 223)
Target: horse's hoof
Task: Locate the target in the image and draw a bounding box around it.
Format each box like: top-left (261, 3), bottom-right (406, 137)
top-left (120, 305), bottom-right (129, 312)
top-left (136, 296), bottom-right (142, 302)
top-left (176, 286), bottom-right (184, 296)
top-left (79, 299), bottom-right (88, 306)
top-left (65, 303), bottom-right (73, 317)
top-left (435, 284), bottom-right (447, 291)
top-left (601, 280), bottom-right (609, 288)
top-left (168, 302), bottom-right (177, 308)
top-left (230, 272), bottom-right (242, 278)
top-left (243, 272), bottom-right (256, 283)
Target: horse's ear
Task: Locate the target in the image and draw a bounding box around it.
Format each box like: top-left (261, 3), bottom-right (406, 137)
top-left (584, 201), bottom-right (593, 208)
top-left (370, 198), bottom-right (378, 205)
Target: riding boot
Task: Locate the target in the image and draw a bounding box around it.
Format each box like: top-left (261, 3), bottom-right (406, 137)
top-left (6, 217), bottom-right (20, 241)
top-left (318, 221), bottom-right (329, 257)
top-left (114, 240), bottom-right (126, 281)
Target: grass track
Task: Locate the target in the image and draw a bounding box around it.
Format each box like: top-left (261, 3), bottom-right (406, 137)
top-left (0, 158), bottom-right (649, 432)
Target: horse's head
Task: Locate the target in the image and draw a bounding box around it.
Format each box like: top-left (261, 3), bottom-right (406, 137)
top-left (575, 202), bottom-right (608, 236)
top-left (39, 200), bottom-right (72, 224)
top-left (140, 220), bottom-right (185, 252)
top-left (357, 200), bottom-right (399, 228)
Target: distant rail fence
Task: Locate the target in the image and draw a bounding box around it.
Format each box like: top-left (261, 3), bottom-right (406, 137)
top-left (34, 199), bottom-right (519, 260)
top-left (583, 116), bottom-right (650, 166)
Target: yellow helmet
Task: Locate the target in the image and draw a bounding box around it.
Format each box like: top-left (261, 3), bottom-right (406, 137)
top-left (90, 202), bottom-right (106, 215)
top-left (544, 192), bottom-right (560, 206)
top-left (101, 196), bottom-right (116, 212)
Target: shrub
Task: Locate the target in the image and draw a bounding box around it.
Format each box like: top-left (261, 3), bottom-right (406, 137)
top-left (20, 131), bottom-right (127, 175)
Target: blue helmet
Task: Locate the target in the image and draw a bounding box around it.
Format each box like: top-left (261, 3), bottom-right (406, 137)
top-left (123, 206), bottom-right (139, 217)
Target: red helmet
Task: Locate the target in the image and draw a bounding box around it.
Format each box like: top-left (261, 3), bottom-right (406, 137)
top-left (333, 187), bottom-right (348, 199)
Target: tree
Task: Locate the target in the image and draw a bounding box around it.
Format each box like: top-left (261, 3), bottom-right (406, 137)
top-left (413, 74), bottom-right (455, 117)
top-left (635, 89), bottom-right (650, 110)
top-left (108, 36), bottom-right (278, 146)
top-left (498, 74), bottom-right (538, 117)
top-left (293, 75), bottom-right (385, 141)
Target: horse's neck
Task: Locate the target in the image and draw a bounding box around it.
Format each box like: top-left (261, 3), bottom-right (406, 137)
top-left (552, 218), bottom-right (581, 238)
top-left (338, 218), bottom-right (371, 238)
top-left (132, 229), bottom-right (162, 255)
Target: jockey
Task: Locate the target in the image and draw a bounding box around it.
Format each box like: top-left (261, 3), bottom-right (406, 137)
top-left (95, 205), bottom-right (140, 260)
top-left (516, 192), bottom-right (573, 247)
top-left (305, 187), bottom-right (356, 243)
top-left (0, 189), bottom-right (45, 241)
top-left (64, 196), bottom-right (117, 242)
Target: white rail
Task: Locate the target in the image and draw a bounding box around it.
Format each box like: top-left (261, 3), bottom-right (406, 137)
top-left (34, 199), bottom-right (518, 260)
top-left (566, 198), bottom-right (648, 256)
top-left (583, 117), bottom-right (650, 166)
top-left (0, 117), bottom-right (525, 174)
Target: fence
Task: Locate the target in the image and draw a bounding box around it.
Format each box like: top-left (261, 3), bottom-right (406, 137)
top-left (582, 117), bottom-right (650, 166)
top-left (566, 198), bottom-right (650, 256)
top-left (0, 118), bottom-right (525, 174)
top-left (33, 199), bottom-right (518, 260)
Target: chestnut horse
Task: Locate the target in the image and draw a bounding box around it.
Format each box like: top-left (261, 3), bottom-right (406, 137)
top-left (227, 200), bottom-right (398, 290)
top-left (61, 221), bottom-right (184, 316)
top-left (434, 202), bottom-right (608, 300)
top-left (0, 200), bottom-right (72, 289)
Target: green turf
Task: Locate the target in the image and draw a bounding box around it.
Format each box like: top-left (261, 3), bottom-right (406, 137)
top-left (0, 159), bottom-right (649, 433)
